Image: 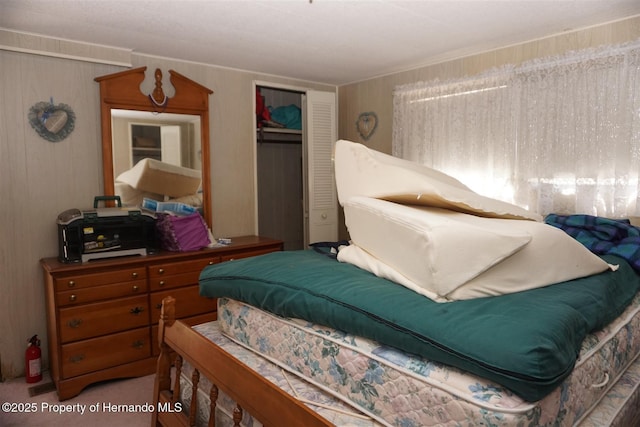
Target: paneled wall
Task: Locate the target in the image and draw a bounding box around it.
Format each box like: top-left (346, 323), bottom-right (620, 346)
top-left (0, 42), bottom-right (333, 379)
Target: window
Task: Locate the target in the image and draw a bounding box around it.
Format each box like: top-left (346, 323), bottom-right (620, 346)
top-left (393, 40), bottom-right (640, 218)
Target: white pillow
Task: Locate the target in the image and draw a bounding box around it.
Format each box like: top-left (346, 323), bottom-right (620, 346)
top-left (334, 139), bottom-right (541, 221)
top-left (116, 158), bottom-right (201, 198)
top-left (114, 182), bottom-right (163, 207)
top-left (341, 197), bottom-right (610, 301)
top-left (337, 244), bottom-right (445, 302)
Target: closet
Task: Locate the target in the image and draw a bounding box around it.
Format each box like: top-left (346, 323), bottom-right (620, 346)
top-left (130, 124), bottom-right (182, 166)
top-left (255, 84), bottom-right (337, 250)
top-left (110, 110), bottom-right (201, 179)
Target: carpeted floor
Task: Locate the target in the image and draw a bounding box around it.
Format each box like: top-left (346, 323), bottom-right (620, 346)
top-left (0, 371), bottom-right (155, 426)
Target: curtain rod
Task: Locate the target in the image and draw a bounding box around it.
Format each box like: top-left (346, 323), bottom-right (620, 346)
top-left (395, 38), bottom-right (640, 96)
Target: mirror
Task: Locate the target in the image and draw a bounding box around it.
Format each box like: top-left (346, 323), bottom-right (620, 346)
top-left (95, 67), bottom-right (213, 227)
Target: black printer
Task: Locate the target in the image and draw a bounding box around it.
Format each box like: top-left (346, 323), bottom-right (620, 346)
top-left (57, 196), bottom-right (158, 263)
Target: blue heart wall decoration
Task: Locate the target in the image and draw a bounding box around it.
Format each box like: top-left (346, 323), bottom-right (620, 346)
top-left (356, 112), bottom-right (378, 141)
top-left (28, 98), bottom-right (76, 142)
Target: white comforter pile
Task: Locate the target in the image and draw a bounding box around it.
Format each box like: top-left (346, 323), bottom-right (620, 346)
top-left (333, 139), bottom-right (610, 302)
top-left (115, 158), bottom-right (202, 207)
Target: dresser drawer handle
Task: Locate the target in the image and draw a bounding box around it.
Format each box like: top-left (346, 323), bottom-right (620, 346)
top-left (69, 354), bottom-right (85, 363)
top-left (159, 280), bottom-right (165, 287)
top-left (130, 306), bottom-right (145, 315)
top-left (69, 294), bottom-right (77, 302)
top-left (132, 285), bottom-right (139, 292)
top-left (158, 268), bottom-right (164, 274)
top-left (68, 280), bottom-right (76, 288)
top-left (131, 272), bottom-right (138, 278)
top-left (132, 340), bottom-right (145, 349)
top-left (67, 318), bottom-right (82, 328)
top-left (209, 261), bottom-right (214, 265)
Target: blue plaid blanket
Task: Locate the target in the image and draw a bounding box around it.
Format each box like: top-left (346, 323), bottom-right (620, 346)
top-left (545, 214), bottom-right (640, 273)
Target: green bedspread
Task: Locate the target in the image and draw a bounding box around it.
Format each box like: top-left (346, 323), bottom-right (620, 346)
top-left (199, 250), bottom-right (640, 402)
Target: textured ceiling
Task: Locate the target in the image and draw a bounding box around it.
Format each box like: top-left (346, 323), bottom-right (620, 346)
top-left (1, 0), bottom-right (639, 85)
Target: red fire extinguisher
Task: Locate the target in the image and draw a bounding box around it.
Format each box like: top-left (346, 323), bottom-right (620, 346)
top-left (25, 335), bottom-right (42, 383)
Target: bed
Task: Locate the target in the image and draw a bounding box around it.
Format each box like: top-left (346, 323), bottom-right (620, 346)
top-left (152, 249), bottom-right (640, 426)
top-left (151, 140), bottom-right (640, 426)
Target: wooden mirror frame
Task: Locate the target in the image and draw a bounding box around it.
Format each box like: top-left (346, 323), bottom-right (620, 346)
top-left (95, 67), bottom-right (213, 227)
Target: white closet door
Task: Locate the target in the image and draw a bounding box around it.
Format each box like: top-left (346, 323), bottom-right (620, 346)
top-left (304, 90), bottom-right (338, 245)
top-left (160, 125), bottom-right (181, 166)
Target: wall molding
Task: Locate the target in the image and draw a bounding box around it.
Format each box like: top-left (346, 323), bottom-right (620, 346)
top-left (0, 28), bottom-right (132, 67)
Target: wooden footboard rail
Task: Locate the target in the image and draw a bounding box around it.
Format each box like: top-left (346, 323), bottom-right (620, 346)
top-left (152, 296), bottom-right (334, 427)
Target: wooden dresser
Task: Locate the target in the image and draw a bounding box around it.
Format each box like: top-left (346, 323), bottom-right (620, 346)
top-left (41, 235), bottom-right (283, 400)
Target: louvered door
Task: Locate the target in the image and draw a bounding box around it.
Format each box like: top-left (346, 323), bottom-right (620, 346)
top-left (304, 90), bottom-right (338, 245)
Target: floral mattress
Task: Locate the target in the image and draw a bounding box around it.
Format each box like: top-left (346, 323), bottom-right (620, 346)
top-left (178, 321), bottom-right (382, 427)
top-left (217, 295), bottom-right (640, 427)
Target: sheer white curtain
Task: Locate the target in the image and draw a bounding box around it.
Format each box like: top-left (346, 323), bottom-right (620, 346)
top-left (393, 40), bottom-right (640, 218)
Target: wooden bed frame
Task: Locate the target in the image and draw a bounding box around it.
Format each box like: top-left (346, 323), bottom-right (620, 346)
top-left (152, 296), bottom-right (640, 427)
top-left (151, 296), bottom-right (335, 427)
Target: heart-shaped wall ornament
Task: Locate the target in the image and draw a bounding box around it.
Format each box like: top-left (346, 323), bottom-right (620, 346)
top-left (356, 112), bottom-right (378, 141)
top-left (28, 99), bottom-right (76, 142)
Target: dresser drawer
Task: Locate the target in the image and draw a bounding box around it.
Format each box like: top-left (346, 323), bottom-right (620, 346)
top-left (56, 279), bottom-right (147, 307)
top-left (55, 267), bottom-right (146, 292)
top-left (150, 286), bottom-right (216, 321)
top-left (148, 257), bottom-right (219, 278)
top-left (149, 271), bottom-right (201, 291)
top-left (59, 295), bottom-right (149, 343)
top-left (61, 327), bottom-right (150, 378)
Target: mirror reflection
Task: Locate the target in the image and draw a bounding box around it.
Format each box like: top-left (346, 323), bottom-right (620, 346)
top-left (110, 109), bottom-right (203, 209)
